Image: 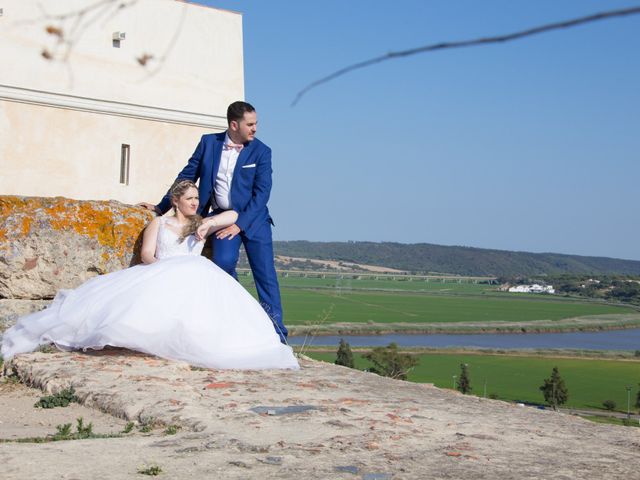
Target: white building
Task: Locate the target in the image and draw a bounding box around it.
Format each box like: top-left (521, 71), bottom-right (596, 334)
top-left (508, 284), bottom-right (555, 294)
top-left (0, 0), bottom-right (243, 204)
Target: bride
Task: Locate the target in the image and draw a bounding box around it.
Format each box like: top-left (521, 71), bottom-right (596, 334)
top-left (1, 180), bottom-right (299, 370)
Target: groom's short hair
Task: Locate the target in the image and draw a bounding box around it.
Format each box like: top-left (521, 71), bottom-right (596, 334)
top-left (227, 101), bottom-right (256, 125)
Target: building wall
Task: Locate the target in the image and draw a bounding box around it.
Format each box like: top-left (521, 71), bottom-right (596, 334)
top-left (0, 0), bottom-right (243, 203)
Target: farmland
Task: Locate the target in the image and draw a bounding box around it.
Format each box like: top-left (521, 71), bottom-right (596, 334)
top-left (307, 350), bottom-right (640, 412)
top-left (238, 273), bottom-right (639, 334)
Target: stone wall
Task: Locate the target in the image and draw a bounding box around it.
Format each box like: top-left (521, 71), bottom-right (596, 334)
top-left (0, 195), bottom-right (153, 300)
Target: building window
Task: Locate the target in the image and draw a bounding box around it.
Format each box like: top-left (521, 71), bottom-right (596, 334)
top-left (120, 144), bottom-right (130, 185)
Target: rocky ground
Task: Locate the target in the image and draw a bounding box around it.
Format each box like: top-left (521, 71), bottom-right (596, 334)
top-left (1, 350), bottom-right (639, 479)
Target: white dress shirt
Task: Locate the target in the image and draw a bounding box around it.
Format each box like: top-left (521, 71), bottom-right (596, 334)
top-left (214, 133), bottom-right (241, 210)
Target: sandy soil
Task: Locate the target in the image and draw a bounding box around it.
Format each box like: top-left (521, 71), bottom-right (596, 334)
top-left (0, 382), bottom-right (130, 441)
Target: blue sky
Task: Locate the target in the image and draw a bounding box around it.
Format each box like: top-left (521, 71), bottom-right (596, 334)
top-left (195, 1), bottom-right (639, 261)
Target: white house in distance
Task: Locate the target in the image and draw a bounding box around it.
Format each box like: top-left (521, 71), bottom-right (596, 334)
top-left (508, 284), bottom-right (556, 294)
top-left (0, 0), bottom-right (243, 204)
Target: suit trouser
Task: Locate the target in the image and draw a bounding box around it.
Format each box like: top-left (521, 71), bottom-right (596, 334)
top-left (211, 221), bottom-right (287, 342)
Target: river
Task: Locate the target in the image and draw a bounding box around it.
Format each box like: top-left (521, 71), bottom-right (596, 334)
top-left (289, 328), bottom-right (640, 350)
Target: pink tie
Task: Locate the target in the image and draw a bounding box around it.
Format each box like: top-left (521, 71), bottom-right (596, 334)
top-left (223, 143), bottom-right (244, 152)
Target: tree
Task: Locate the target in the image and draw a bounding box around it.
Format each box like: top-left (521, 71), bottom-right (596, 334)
top-left (539, 367), bottom-right (569, 410)
top-left (363, 343), bottom-right (418, 380)
top-left (602, 399), bottom-right (616, 411)
top-left (457, 363), bottom-right (472, 394)
top-left (335, 339), bottom-right (354, 368)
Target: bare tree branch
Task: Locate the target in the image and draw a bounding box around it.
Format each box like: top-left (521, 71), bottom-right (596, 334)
top-left (27, 0), bottom-right (138, 65)
top-left (291, 6), bottom-right (640, 106)
top-left (11, 0), bottom-right (181, 84)
top-left (136, 2), bottom-right (188, 80)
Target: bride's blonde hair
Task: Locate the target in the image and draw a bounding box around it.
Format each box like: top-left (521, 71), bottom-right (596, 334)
top-left (169, 179), bottom-right (202, 242)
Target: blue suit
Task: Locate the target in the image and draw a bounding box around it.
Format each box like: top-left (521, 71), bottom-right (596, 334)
top-left (157, 132), bottom-right (287, 341)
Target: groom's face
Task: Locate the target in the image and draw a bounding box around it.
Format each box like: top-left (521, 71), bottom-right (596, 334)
top-left (230, 111), bottom-right (257, 144)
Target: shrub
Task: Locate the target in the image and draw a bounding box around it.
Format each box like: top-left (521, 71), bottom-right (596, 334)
top-left (34, 387), bottom-right (79, 408)
top-left (335, 339), bottom-right (354, 368)
top-left (363, 343), bottom-right (418, 380)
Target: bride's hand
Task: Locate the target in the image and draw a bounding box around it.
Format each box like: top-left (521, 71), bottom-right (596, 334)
top-left (195, 222), bottom-right (211, 241)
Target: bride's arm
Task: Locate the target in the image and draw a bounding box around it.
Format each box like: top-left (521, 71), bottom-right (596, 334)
top-left (140, 217), bottom-right (161, 264)
top-left (195, 210), bottom-right (239, 240)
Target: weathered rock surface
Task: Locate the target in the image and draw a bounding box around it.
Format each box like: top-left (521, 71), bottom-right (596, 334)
top-left (2, 351), bottom-right (639, 479)
top-left (0, 299), bottom-right (51, 332)
top-left (0, 196), bottom-right (153, 299)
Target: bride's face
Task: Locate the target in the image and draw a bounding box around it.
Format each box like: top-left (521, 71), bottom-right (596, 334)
top-left (174, 187), bottom-right (199, 217)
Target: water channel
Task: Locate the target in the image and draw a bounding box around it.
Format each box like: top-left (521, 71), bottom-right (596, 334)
top-left (289, 328), bottom-right (640, 350)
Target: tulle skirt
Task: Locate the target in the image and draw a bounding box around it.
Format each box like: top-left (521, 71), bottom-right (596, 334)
top-left (1, 255), bottom-right (299, 370)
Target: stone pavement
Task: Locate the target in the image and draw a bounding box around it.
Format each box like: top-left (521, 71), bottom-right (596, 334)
top-left (1, 350), bottom-right (639, 479)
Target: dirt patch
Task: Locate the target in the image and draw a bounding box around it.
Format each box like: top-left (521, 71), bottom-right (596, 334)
top-left (276, 255), bottom-right (407, 273)
top-left (0, 381), bottom-right (130, 441)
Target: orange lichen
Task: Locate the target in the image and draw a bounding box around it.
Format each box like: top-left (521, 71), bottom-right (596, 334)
top-left (0, 196), bottom-right (28, 217)
top-left (44, 197), bottom-right (149, 258)
top-left (1, 196), bottom-right (151, 267)
top-left (0, 197), bottom-right (32, 241)
top-left (21, 216), bottom-right (32, 235)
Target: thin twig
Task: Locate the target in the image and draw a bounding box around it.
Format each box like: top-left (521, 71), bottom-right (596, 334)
top-left (292, 6), bottom-right (640, 106)
top-left (137, 2), bottom-right (189, 81)
top-left (298, 303), bottom-right (335, 356)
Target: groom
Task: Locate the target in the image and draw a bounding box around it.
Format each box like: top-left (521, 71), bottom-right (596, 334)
top-left (139, 101), bottom-right (287, 342)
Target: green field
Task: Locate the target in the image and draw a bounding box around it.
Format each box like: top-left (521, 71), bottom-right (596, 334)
top-left (238, 275), bottom-right (636, 327)
top-left (307, 351), bottom-right (640, 412)
top-left (263, 275), bottom-right (495, 294)
top-left (281, 290), bottom-right (630, 325)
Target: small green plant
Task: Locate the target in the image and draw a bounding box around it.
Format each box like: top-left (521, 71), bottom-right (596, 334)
top-left (164, 425), bottom-right (180, 435)
top-left (53, 423), bottom-right (72, 440)
top-left (123, 422), bottom-right (135, 434)
top-left (34, 387), bottom-right (79, 408)
top-left (139, 419), bottom-right (157, 433)
top-left (3, 375), bottom-right (20, 385)
top-left (602, 399), bottom-right (616, 411)
top-left (51, 418), bottom-right (93, 441)
top-left (1, 417), bottom-right (123, 444)
top-left (75, 417), bottom-right (93, 437)
top-left (138, 465), bottom-right (162, 476)
top-left (37, 344), bottom-right (57, 354)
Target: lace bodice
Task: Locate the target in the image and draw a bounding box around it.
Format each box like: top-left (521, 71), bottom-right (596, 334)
top-left (155, 217), bottom-right (205, 260)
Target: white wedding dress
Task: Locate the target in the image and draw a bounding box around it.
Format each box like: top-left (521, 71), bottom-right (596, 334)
top-left (1, 218), bottom-right (299, 370)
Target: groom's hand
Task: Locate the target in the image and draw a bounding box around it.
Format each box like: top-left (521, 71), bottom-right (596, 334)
top-left (216, 224), bottom-right (241, 240)
top-left (137, 202), bottom-right (161, 215)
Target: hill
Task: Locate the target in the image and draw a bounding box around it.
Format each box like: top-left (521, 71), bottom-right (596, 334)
top-left (272, 241), bottom-right (640, 276)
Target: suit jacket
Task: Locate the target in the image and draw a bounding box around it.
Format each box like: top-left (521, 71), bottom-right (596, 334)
top-left (157, 132), bottom-right (273, 238)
